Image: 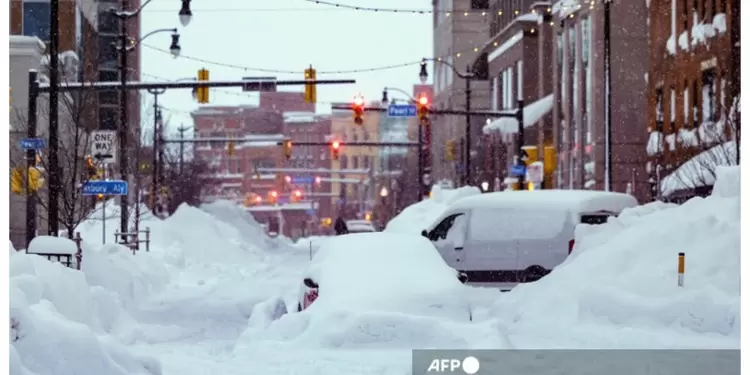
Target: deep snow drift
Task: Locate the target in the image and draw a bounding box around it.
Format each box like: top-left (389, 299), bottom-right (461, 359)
top-left (384, 185), bottom-right (481, 234)
top-left (490, 166), bottom-right (741, 348)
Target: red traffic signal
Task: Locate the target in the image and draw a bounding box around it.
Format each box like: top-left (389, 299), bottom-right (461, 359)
top-left (417, 93), bottom-right (429, 119)
top-left (331, 140), bottom-right (341, 160)
top-left (294, 190), bottom-right (302, 197)
top-left (269, 190), bottom-right (278, 198)
top-left (352, 95), bottom-right (365, 125)
top-left (418, 95), bottom-right (428, 106)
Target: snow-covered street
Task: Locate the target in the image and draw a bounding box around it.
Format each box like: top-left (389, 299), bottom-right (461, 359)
top-left (9, 167), bottom-right (741, 375)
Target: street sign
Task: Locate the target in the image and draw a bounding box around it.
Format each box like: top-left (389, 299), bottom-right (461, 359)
top-left (510, 164), bottom-right (527, 177)
top-left (387, 104), bottom-right (417, 118)
top-left (242, 77), bottom-right (277, 92)
top-left (19, 138), bottom-right (45, 150)
top-left (526, 162), bottom-right (544, 183)
top-left (82, 180), bottom-right (128, 196)
top-left (306, 209), bottom-right (316, 215)
top-left (90, 130), bottom-right (117, 164)
top-left (292, 176), bottom-right (314, 184)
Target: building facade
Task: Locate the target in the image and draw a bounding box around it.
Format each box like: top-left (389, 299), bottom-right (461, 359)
top-left (646, 0), bottom-right (740, 201)
top-left (477, 1), bottom-right (554, 191)
top-left (432, 0), bottom-right (491, 186)
top-left (548, 0), bottom-right (650, 202)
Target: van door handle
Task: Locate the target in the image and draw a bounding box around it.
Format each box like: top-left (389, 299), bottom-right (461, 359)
top-left (454, 247), bottom-right (464, 251)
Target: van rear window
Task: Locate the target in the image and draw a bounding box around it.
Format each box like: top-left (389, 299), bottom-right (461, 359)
top-left (580, 214), bottom-right (611, 225)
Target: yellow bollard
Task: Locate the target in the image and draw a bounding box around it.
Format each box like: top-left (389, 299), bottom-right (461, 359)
top-left (677, 252), bottom-right (685, 287)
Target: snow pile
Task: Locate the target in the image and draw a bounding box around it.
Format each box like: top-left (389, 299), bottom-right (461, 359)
top-left (234, 233), bottom-right (506, 352)
top-left (200, 200), bottom-right (295, 251)
top-left (10, 243), bottom-right (162, 375)
top-left (491, 166), bottom-right (740, 348)
top-left (385, 185), bottom-right (481, 234)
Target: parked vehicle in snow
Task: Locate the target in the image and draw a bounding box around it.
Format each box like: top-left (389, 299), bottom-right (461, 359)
top-left (421, 189), bottom-right (638, 290)
top-left (345, 220), bottom-right (377, 233)
top-left (294, 232), bottom-right (472, 321)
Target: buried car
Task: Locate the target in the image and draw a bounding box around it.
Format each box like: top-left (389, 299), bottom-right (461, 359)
top-left (294, 232), bottom-right (473, 321)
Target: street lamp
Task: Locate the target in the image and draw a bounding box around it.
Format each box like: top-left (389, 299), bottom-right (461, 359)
top-left (169, 33), bottom-right (181, 57)
top-left (179, 0), bottom-right (193, 27)
top-left (380, 186), bottom-right (389, 197)
top-left (480, 181), bottom-right (489, 192)
top-left (419, 58), bottom-right (476, 187)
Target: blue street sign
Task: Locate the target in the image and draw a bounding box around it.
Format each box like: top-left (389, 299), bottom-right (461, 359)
top-left (306, 209), bottom-right (316, 215)
top-left (292, 176), bottom-right (314, 184)
top-left (510, 164), bottom-right (527, 177)
top-left (19, 138), bottom-right (45, 150)
top-left (387, 104), bottom-right (417, 118)
top-left (82, 180), bottom-right (128, 196)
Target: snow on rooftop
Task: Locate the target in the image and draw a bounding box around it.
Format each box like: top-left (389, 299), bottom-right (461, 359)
top-left (449, 189), bottom-right (639, 216)
top-left (283, 111), bottom-right (317, 123)
top-left (660, 141), bottom-right (737, 197)
top-left (484, 95), bottom-right (553, 135)
top-left (517, 13), bottom-right (540, 22)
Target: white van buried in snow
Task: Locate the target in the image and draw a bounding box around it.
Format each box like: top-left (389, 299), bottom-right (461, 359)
top-left (293, 232), bottom-right (473, 321)
top-left (421, 189), bottom-right (638, 290)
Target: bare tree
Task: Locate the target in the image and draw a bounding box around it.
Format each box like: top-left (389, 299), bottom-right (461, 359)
top-left (663, 97), bottom-right (740, 197)
top-left (159, 142), bottom-right (219, 214)
top-left (9, 55), bottom-right (106, 238)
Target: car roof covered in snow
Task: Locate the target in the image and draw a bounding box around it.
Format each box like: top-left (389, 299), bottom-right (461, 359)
top-left (448, 189), bottom-right (639, 215)
top-left (305, 232), bottom-right (465, 312)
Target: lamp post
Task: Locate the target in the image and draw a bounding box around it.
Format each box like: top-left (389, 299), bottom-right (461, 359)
top-left (112, 23), bottom-right (182, 240)
top-left (419, 58), bottom-right (476, 187)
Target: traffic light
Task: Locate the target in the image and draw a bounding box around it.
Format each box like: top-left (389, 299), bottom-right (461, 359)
top-left (352, 95), bottom-right (364, 125)
top-left (10, 166), bottom-right (43, 195)
top-left (331, 140), bottom-right (341, 160)
top-left (97, 193), bottom-right (105, 201)
top-left (268, 190), bottom-right (278, 204)
top-left (85, 155), bottom-right (98, 179)
top-left (445, 140), bottom-right (455, 161)
top-left (283, 140), bottom-right (293, 160)
top-left (291, 189), bottom-right (302, 202)
top-left (228, 141), bottom-right (236, 156)
top-left (304, 65), bottom-right (317, 103)
top-left (196, 68), bottom-right (209, 104)
top-left (417, 93), bottom-right (429, 121)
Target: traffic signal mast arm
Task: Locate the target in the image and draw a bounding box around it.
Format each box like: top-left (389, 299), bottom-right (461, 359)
top-left (35, 79), bottom-right (357, 93)
top-left (332, 104), bottom-right (518, 118)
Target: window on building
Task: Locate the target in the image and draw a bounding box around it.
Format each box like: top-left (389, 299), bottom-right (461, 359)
top-left (692, 80), bottom-right (700, 124)
top-left (470, 0), bottom-right (489, 9)
top-left (683, 82), bottom-right (690, 128)
top-left (98, 8), bottom-right (118, 34)
top-left (99, 70), bottom-right (118, 82)
top-left (227, 157), bottom-right (241, 174)
top-left (98, 106), bottom-right (118, 130)
top-left (702, 69), bottom-right (716, 122)
top-left (340, 155), bottom-right (348, 169)
top-left (491, 76), bottom-right (499, 111)
top-left (98, 35), bottom-right (118, 64)
top-left (508, 68), bottom-right (514, 107)
top-left (716, 0), bottom-right (725, 15)
top-left (23, 1), bottom-right (51, 42)
top-left (669, 86), bottom-right (677, 132)
top-left (683, 0), bottom-right (689, 30)
top-left (363, 156), bottom-right (370, 169)
top-left (99, 92), bottom-right (118, 105)
top-left (254, 158), bottom-right (275, 169)
top-left (671, 0), bottom-right (678, 39)
top-left (656, 88), bottom-right (664, 131)
top-left (353, 156), bottom-right (359, 169)
top-left (516, 60), bottom-right (523, 101)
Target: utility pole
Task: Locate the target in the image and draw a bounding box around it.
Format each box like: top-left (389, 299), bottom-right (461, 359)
top-left (48, 0), bottom-right (61, 236)
top-left (464, 65), bottom-right (472, 187)
top-left (117, 0), bottom-right (130, 241)
top-left (148, 87), bottom-right (166, 203)
top-left (26, 70), bottom-right (39, 246)
top-left (177, 125), bottom-right (191, 174)
top-left (604, 0), bottom-right (613, 191)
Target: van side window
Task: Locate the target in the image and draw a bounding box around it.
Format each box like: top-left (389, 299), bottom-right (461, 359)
top-left (580, 214), bottom-right (612, 225)
top-left (430, 213), bottom-right (464, 241)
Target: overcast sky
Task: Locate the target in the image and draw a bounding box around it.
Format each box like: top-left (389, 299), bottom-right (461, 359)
top-left (139, 0), bottom-right (433, 134)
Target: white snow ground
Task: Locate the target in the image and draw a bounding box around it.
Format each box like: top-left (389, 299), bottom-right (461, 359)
top-left (10, 167), bottom-right (740, 375)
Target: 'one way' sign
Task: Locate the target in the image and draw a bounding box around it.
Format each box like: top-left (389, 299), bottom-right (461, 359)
top-left (90, 130), bottom-right (117, 164)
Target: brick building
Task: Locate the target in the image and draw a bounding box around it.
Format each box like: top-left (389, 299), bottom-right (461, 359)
top-left (646, 0), bottom-right (740, 201)
top-left (191, 91), bottom-right (335, 239)
top-left (474, 0), bottom-right (653, 202)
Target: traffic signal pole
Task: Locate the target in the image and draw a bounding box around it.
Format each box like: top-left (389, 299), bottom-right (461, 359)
top-left (28, 75), bottom-right (355, 242)
top-left (25, 70), bottom-right (39, 247)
